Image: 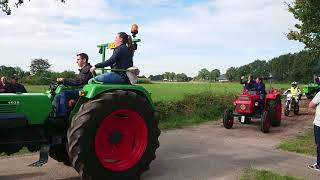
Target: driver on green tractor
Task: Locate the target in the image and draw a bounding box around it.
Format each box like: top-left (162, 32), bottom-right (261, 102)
top-left (90, 32), bottom-right (135, 84)
top-left (53, 53), bottom-right (93, 117)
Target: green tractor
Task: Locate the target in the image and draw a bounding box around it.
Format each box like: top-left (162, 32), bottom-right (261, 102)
top-left (303, 75), bottom-right (320, 99)
top-left (0, 25), bottom-right (160, 180)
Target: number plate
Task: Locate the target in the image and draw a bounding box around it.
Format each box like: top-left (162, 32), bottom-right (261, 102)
top-left (241, 116), bottom-right (245, 123)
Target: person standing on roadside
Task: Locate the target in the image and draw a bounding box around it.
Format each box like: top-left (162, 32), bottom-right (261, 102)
top-left (308, 91), bottom-right (320, 171)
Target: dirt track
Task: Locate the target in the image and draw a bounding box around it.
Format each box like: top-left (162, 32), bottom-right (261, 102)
top-left (0, 98), bottom-right (319, 180)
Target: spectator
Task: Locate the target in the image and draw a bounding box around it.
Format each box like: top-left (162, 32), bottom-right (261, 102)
top-left (308, 92), bottom-right (320, 171)
top-left (0, 76), bottom-right (7, 93)
top-left (5, 75), bottom-right (27, 93)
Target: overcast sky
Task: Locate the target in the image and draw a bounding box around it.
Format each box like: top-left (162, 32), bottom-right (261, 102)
top-left (0, 0), bottom-right (303, 76)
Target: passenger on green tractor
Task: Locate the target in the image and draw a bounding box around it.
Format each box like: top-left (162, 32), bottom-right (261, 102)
top-left (90, 32), bottom-right (135, 84)
top-left (53, 53), bottom-right (93, 117)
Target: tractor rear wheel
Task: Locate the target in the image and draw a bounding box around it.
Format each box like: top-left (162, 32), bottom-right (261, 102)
top-left (261, 111), bottom-right (270, 133)
top-left (223, 109), bottom-right (234, 129)
top-left (67, 90), bottom-right (160, 180)
top-left (269, 96), bottom-right (281, 127)
top-left (49, 143), bottom-right (71, 166)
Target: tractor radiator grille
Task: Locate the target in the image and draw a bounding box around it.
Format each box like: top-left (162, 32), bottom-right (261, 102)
top-left (0, 105), bottom-right (18, 113)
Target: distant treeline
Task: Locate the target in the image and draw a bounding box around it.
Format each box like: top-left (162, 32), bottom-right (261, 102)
top-left (0, 59), bottom-right (77, 85)
top-left (225, 51), bottom-right (320, 83)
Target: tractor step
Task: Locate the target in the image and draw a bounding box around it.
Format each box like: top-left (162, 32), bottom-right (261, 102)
top-left (28, 136), bottom-right (63, 167)
top-left (28, 144), bottom-right (50, 167)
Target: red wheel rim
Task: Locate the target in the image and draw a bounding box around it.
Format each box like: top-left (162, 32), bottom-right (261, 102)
top-left (95, 109), bottom-right (148, 171)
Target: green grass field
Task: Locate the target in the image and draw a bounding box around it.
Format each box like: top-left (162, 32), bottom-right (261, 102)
top-left (278, 130), bottom-right (316, 156)
top-left (240, 168), bottom-right (303, 180)
top-left (26, 82), bottom-right (290, 102)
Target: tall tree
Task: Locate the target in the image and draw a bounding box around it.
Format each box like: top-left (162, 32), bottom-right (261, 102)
top-left (209, 69), bottom-right (221, 82)
top-left (0, 65), bottom-right (16, 77)
top-left (287, 0), bottom-right (320, 56)
top-left (225, 67), bottom-right (238, 81)
top-left (0, 0), bottom-right (65, 15)
top-left (197, 68), bottom-right (210, 80)
top-left (30, 58), bottom-right (51, 75)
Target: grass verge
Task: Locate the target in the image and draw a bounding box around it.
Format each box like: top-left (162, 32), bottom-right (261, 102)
top-left (240, 168), bottom-right (303, 180)
top-left (277, 130), bottom-right (316, 156)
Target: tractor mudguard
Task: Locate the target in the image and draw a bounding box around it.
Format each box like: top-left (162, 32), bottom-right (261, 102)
top-left (266, 93), bottom-right (281, 100)
top-left (68, 82), bottom-right (154, 122)
top-left (80, 83), bottom-right (153, 107)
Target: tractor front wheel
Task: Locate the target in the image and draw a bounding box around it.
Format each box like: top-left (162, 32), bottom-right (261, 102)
top-left (67, 90), bottom-right (160, 180)
top-left (261, 111), bottom-right (270, 133)
top-left (223, 109), bottom-right (234, 129)
top-left (284, 107), bottom-right (290, 116)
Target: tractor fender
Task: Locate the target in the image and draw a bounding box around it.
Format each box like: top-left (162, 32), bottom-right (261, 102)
top-left (266, 93), bottom-right (281, 100)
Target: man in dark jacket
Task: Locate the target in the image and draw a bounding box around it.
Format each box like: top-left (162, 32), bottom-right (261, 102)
top-left (5, 75), bottom-right (27, 93)
top-left (53, 53), bottom-right (93, 117)
top-left (255, 77), bottom-right (266, 113)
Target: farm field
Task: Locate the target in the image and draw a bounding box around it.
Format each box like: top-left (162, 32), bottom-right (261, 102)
top-left (26, 82), bottom-right (290, 102)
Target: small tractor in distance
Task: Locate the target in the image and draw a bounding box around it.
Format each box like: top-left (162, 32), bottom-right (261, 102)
top-left (303, 75), bottom-right (320, 99)
top-left (223, 87), bottom-right (282, 133)
top-left (0, 24), bottom-right (160, 180)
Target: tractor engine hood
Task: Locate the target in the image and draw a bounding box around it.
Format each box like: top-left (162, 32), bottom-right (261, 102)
top-left (0, 93), bottom-right (52, 125)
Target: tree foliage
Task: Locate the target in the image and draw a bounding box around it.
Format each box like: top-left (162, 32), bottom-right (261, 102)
top-left (0, 0), bottom-right (65, 15)
top-left (30, 58), bottom-right (51, 75)
top-left (287, 0), bottom-right (320, 56)
top-left (225, 51), bottom-right (319, 83)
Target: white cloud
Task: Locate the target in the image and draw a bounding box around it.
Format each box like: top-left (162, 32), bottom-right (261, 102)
top-left (0, 0), bottom-right (303, 77)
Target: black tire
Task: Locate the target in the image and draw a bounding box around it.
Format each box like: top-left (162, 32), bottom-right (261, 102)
top-left (284, 108), bottom-right (290, 116)
top-left (67, 90), bottom-right (160, 180)
top-left (269, 96), bottom-right (281, 127)
top-left (49, 143), bottom-right (71, 166)
top-left (294, 105), bottom-right (299, 115)
top-left (261, 111), bottom-right (270, 133)
top-left (223, 109), bottom-right (234, 129)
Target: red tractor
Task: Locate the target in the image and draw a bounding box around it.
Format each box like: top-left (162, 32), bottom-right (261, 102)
top-left (223, 88), bottom-right (282, 133)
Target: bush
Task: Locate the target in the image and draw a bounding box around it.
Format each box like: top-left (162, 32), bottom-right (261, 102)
top-left (155, 92), bottom-right (234, 129)
top-left (137, 78), bottom-right (153, 84)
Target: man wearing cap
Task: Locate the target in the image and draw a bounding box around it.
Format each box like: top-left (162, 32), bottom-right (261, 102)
top-left (5, 75), bottom-right (27, 93)
top-left (53, 53), bottom-right (93, 117)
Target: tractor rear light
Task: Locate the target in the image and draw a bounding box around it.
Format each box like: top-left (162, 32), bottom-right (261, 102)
top-left (79, 91), bottom-right (86, 97)
top-left (240, 104), bottom-right (246, 110)
top-left (255, 102), bottom-right (259, 106)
